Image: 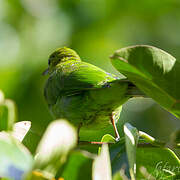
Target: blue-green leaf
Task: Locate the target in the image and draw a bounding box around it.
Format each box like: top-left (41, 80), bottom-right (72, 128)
top-left (0, 133), bottom-right (33, 180)
top-left (124, 123), bottom-right (139, 180)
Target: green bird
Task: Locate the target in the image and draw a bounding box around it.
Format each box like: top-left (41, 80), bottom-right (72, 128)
top-left (43, 47), bottom-right (141, 141)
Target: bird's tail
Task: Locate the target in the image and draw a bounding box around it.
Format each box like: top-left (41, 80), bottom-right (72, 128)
top-left (111, 79), bottom-right (145, 97)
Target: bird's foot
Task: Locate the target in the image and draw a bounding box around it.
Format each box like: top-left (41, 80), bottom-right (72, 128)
top-left (111, 113), bottom-right (121, 142)
top-left (115, 136), bottom-right (120, 142)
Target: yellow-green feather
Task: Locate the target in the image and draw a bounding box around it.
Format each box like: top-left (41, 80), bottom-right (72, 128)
top-left (44, 47), bottom-right (131, 129)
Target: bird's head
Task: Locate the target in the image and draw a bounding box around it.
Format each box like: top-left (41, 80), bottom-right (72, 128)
top-left (43, 47), bottom-right (81, 75)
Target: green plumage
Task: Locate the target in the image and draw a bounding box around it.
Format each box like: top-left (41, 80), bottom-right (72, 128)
top-left (44, 47), bottom-right (136, 131)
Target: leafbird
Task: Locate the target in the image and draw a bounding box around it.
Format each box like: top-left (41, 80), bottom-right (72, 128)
top-left (43, 47), bottom-right (141, 141)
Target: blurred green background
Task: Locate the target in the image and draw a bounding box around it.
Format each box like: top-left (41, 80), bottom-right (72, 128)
top-left (0, 0), bottom-right (180, 141)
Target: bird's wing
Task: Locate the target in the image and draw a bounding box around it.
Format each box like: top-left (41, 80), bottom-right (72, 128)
top-left (57, 61), bottom-right (117, 95)
top-left (44, 61), bottom-right (117, 106)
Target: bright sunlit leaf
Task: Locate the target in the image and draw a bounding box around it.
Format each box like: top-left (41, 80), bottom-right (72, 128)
top-left (0, 90), bottom-right (4, 103)
top-left (12, 121), bottom-right (31, 142)
top-left (34, 120), bottom-right (77, 176)
top-left (93, 144), bottom-right (112, 180)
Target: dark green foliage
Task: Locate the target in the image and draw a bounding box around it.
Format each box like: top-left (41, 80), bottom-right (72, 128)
top-left (0, 45), bottom-right (179, 180)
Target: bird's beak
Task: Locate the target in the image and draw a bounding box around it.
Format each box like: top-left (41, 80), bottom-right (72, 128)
top-left (42, 68), bottom-right (49, 75)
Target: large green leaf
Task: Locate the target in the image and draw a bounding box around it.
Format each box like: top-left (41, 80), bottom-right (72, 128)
top-left (111, 136), bottom-right (180, 180)
top-left (136, 147), bottom-right (180, 179)
top-left (110, 45), bottom-right (180, 118)
top-left (0, 132), bottom-right (33, 180)
top-left (110, 124), bottom-right (179, 180)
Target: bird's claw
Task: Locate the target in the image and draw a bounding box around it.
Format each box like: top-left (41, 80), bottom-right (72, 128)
top-left (115, 136), bottom-right (120, 142)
